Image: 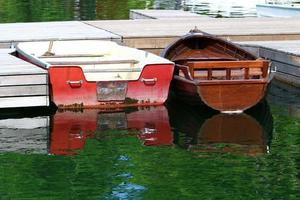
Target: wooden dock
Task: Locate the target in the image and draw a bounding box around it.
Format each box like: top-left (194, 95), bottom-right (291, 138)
top-left (0, 13), bottom-right (300, 108)
top-left (0, 21), bottom-right (120, 108)
top-left (241, 41), bottom-right (300, 86)
top-left (85, 17), bottom-right (300, 53)
top-left (0, 21), bottom-right (121, 48)
top-left (130, 9), bottom-right (205, 19)
top-left (0, 49), bottom-right (49, 108)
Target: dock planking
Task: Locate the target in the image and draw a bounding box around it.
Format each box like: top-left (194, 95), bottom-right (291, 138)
top-left (0, 21), bottom-right (121, 48)
top-left (0, 50), bottom-right (49, 108)
top-left (241, 40), bottom-right (300, 86)
top-left (130, 9), bottom-right (205, 19)
top-left (85, 17), bottom-right (300, 54)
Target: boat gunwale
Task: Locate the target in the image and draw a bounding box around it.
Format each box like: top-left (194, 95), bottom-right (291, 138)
top-left (174, 75), bottom-right (269, 86)
top-left (47, 63), bottom-right (174, 83)
top-left (160, 32), bottom-right (258, 61)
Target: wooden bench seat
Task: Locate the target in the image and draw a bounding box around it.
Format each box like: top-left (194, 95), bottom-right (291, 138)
top-left (193, 68), bottom-right (263, 78)
top-left (177, 59), bottom-right (269, 80)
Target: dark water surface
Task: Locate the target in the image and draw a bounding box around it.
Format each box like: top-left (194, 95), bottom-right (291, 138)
top-left (0, 80), bottom-right (299, 199)
top-left (0, 0), bottom-right (266, 23)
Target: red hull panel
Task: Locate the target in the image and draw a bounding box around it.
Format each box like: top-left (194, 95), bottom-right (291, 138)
top-left (48, 64), bottom-right (174, 108)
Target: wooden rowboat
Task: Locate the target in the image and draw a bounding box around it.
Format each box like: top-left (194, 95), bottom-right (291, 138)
top-left (16, 40), bottom-right (174, 109)
top-left (161, 30), bottom-right (270, 112)
top-left (256, 1), bottom-right (300, 17)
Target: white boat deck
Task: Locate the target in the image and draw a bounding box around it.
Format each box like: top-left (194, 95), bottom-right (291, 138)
top-left (16, 40), bottom-right (172, 82)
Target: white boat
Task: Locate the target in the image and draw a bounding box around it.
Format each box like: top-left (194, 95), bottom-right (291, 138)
top-left (256, 0), bottom-right (300, 17)
top-left (16, 40), bottom-right (174, 109)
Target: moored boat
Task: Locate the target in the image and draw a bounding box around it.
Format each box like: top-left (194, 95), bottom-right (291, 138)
top-left (161, 30), bottom-right (270, 112)
top-left (256, 0), bottom-right (300, 17)
top-left (16, 40), bottom-right (174, 109)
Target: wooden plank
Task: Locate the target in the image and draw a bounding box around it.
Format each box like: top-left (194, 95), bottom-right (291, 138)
top-left (0, 54), bottom-right (47, 75)
top-left (272, 61), bottom-right (300, 78)
top-left (130, 9), bottom-right (205, 19)
top-left (274, 72), bottom-right (300, 87)
top-left (0, 85), bottom-right (48, 97)
top-left (0, 66), bottom-right (47, 76)
top-left (0, 96), bottom-right (49, 108)
top-left (188, 60), bottom-right (266, 69)
top-left (0, 74), bottom-right (47, 86)
top-left (0, 21), bottom-right (120, 43)
top-left (193, 69), bottom-right (262, 78)
top-left (240, 40), bottom-right (300, 85)
top-left (123, 37), bottom-right (178, 49)
top-left (85, 17), bottom-right (300, 38)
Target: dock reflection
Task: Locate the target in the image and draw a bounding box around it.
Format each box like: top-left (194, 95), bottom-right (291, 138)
top-left (0, 108), bottom-right (50, 154)
top-left (168, 100), bottom-right (273, 156)
top-left (50, 106), bottom-right (172, 155)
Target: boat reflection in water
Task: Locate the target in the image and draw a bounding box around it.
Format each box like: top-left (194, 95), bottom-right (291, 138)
top-left (168, 100), bottom-right (273, 156)
top-left (50, 106), bottom-right (173, 155)
top-left (0, 100), bottom-right (272, 157)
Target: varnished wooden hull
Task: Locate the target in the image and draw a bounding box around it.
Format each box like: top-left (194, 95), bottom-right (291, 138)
top-left (198, 80), bottom-right (268, 112)
top-left (174, 76), bottom-right (268, 112)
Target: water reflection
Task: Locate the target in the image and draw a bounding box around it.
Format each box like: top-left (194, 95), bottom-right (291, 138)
top-left (267, 79), bottom-right (300, 118)
top-left (168, 100), bottom-right (273, 156)
top-left (51, 101), bottom-right (273, 156)
top-left (50, 107), bottom-right (172, 155)
top-left (183, 0), bottom-right (264, 17)
top-left (0, 99), bottom-right (273, 157)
